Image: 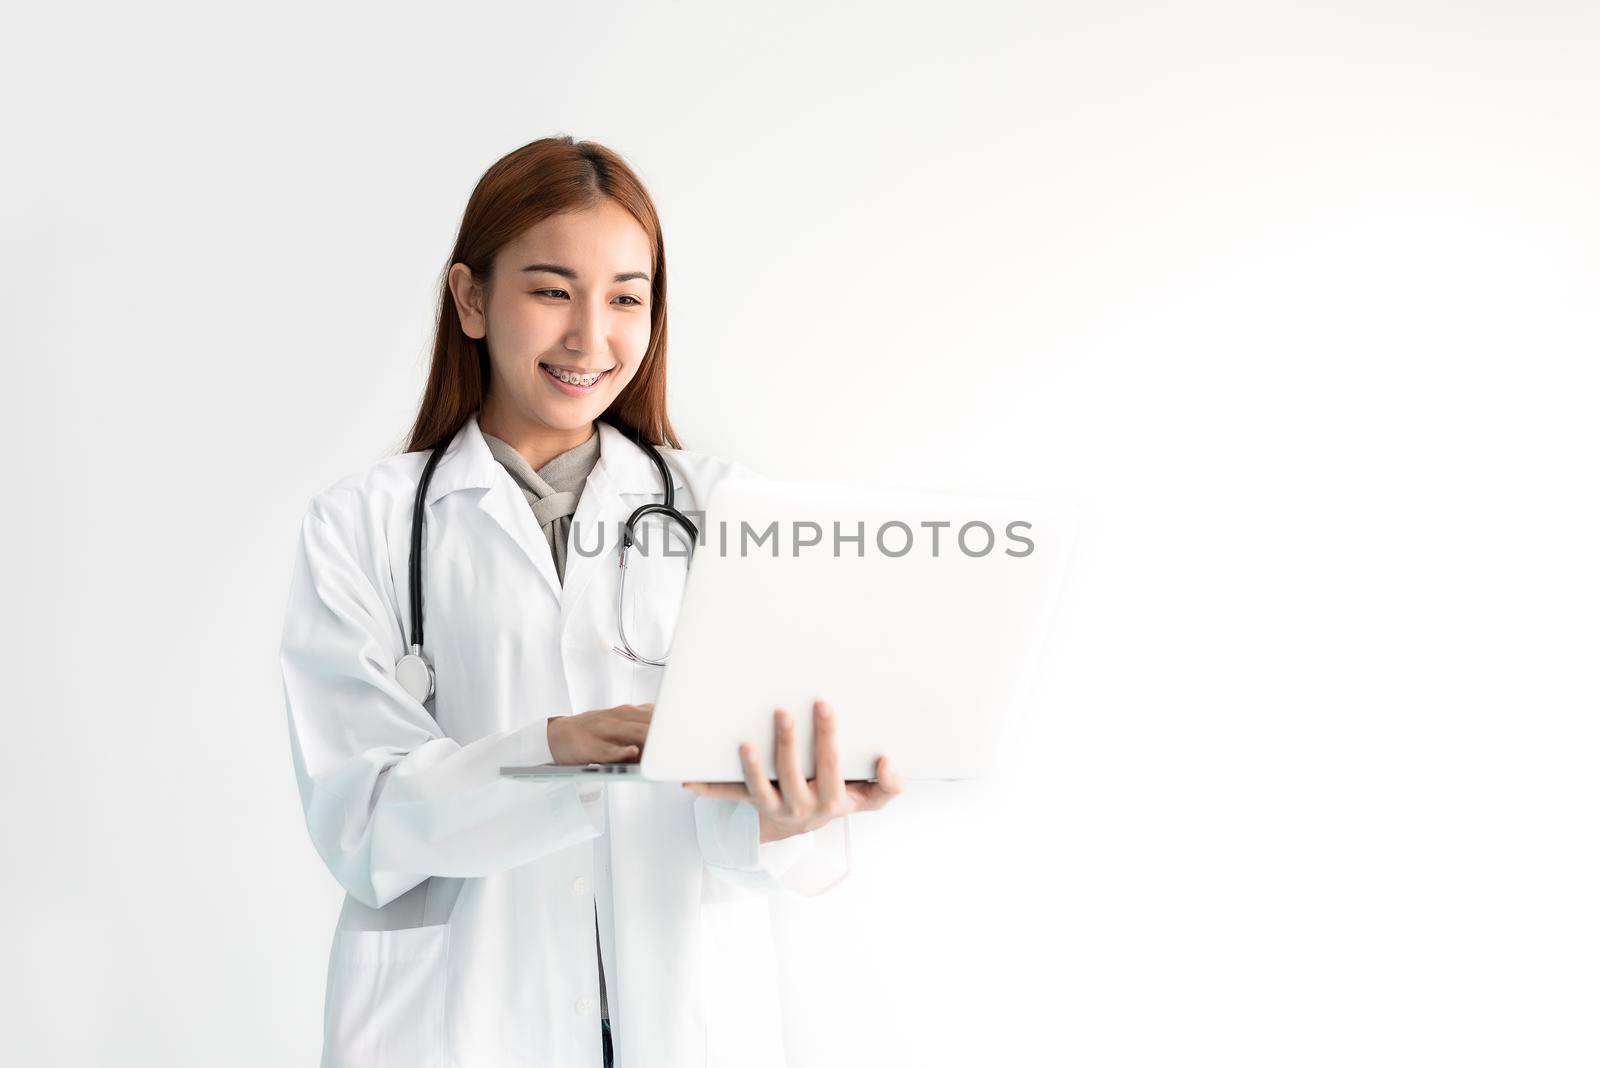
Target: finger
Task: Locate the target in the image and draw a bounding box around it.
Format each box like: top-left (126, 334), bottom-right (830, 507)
top-left (610, 721), bottom-right (650, 748)
top-left (773, 708), bottom-right (812, 813)
top-left (609, 744), bottom-right (641, 763)
top-left (812, 699), bottom-right (844, 813)
top-left (844, 756), bottom-right (904, 810)
top-left (740, 740), bottom-right (783, 814)
top-left (613, 706), bottom-right (655, 722)
top-left (879, 755), bottom-right (905, 797)
top-left (844, 780), bottom-right (892, 810)
top-left (683, 781), bottom-right (752, 800)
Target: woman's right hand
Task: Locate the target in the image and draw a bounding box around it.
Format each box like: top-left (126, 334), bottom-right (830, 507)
top-left (547, 703), bottom-right (654, 765)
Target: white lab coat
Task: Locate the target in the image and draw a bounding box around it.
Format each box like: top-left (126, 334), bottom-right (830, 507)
top-left (279, 413), bottom-right (852, 1068)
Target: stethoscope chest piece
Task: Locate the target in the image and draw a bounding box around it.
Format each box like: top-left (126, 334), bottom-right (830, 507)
top-left (396, 646), bottom-right (435, 703)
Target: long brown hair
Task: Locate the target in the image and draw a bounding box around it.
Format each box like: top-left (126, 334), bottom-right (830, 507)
top-left (402, 136), bottom-right (680, 455)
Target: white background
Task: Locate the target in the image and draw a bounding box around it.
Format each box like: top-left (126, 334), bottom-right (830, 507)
top-left (3, 1), bottom-right (1596, 1064)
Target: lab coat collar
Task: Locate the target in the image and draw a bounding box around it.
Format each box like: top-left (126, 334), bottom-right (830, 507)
top-left (422, 413), bottom-right (681, 504)
top-left (592, 419), bottom-right (686, 496)
top-left (420, 413), bottom-right (497, 505)
top-left (421, 412), bottom-right (683, 614)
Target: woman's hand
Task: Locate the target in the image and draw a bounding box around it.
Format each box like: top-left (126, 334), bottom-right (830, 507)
top-left (683, 699), bottom-right (905, 843)
top-left (548, 703), bottom-right (653, 765)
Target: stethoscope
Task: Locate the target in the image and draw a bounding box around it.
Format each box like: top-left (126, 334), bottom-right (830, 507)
top-left (394, 418), bottom-right (700, 704)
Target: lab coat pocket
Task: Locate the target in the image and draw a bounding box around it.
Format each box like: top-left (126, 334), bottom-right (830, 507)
top-left (322, 923), bottom-right (450, 1068)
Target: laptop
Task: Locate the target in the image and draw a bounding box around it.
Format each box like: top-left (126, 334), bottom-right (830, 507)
top-left (500, 476), bottom-right (1073, 783)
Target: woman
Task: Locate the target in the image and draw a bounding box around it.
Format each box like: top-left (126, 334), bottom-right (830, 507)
top-left (278, 136), bottom-right (904, 1068)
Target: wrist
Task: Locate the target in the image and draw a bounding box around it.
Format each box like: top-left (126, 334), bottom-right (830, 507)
top-left (546, 717), bottom-right (564, 765)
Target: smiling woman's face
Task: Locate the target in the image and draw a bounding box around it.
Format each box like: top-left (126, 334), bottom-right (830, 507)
top-left (450, 199), bottom-right (655, 443)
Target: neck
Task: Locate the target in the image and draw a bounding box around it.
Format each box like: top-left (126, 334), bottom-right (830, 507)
top-left (478, 398), bottom-right (597, 471)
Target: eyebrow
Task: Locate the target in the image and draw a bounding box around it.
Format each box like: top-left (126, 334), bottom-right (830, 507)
top-left (519, 262), bottom-right (651, 284)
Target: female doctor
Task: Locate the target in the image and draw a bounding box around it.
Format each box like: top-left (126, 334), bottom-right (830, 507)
top-left (278, 135), bottom-right (904, 1068)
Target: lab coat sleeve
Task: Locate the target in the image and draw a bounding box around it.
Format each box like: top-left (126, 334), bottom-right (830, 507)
top-left (691, 797), bottom-right (852, 897)
top-left (279, 495), bottom-right (600, 910)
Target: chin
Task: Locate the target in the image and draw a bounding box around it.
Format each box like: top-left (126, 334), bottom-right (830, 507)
top-left (530, 403), bottom-right (606, 431)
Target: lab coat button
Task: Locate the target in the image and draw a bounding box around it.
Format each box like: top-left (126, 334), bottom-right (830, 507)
top-left (573, 876), bottom-right (590, 896)
top-left (576, 996), bottom-right (594, 1016)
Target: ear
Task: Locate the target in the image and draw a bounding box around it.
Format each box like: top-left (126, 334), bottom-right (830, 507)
top-left (447, 262), bottom-right (488, 339)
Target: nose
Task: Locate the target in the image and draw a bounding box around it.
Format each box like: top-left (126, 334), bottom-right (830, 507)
top-left (565, 295), bottom-right (608, 357)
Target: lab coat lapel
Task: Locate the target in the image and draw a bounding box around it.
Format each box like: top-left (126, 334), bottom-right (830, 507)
top-left (559, 459), bottom-right (622, 620)
top-left (475, 474), bottom-right (564, 606)
top-left (424, 413), bottom-right (564, 607)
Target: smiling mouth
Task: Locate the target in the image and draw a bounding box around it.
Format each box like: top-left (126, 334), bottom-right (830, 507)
top-left (539, 363), bottom-right (615, 388)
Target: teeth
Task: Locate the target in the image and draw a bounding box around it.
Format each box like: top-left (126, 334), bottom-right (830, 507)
top-left (548, 366), bottom-right (606, 386)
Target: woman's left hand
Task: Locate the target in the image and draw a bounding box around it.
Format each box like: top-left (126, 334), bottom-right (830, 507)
top-left (683, 699), bottom-right (905, 843)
